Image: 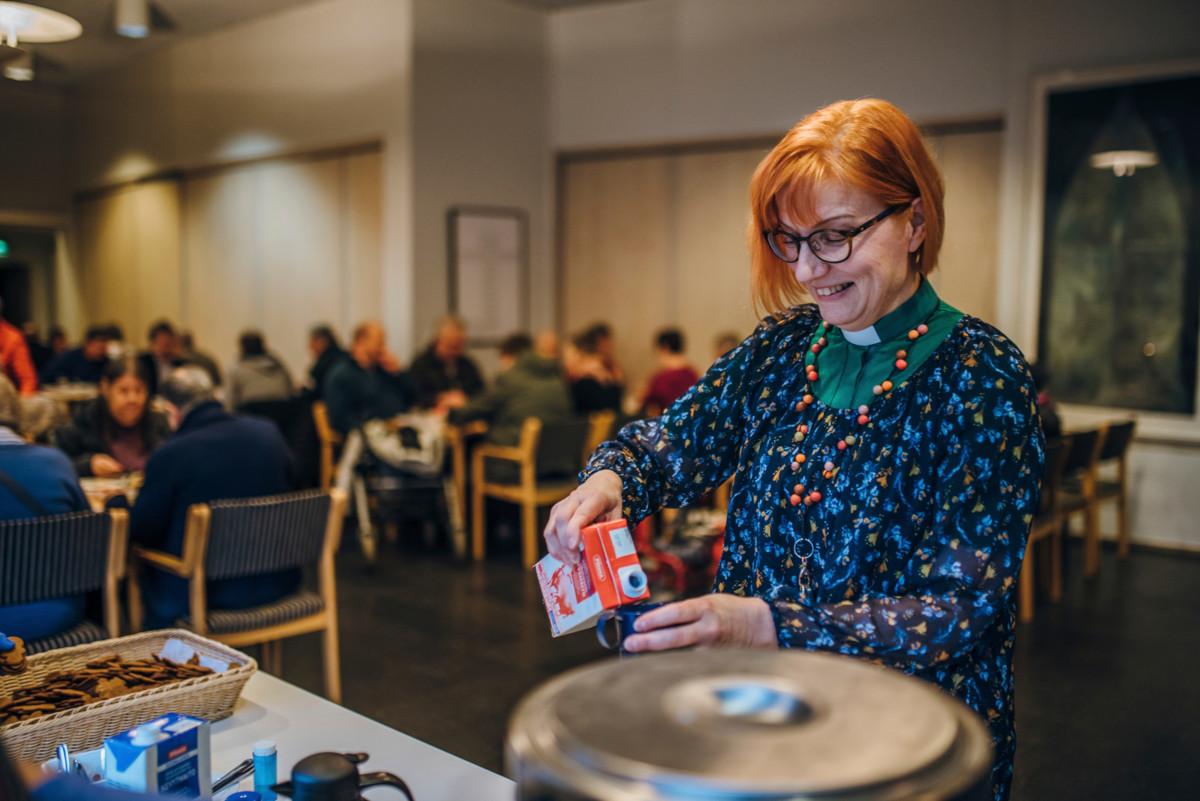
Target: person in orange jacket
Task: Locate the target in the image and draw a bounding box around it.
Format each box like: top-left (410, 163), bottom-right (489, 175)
top-left (0, 300), bottom-right (37, 395)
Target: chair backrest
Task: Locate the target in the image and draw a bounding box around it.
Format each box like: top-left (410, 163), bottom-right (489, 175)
top-left (585, 410), bottom-right (616, 460)
top-left (0, 512), bottom-right (115, 605)
top-left (1098, 419), bottom-right (1136, 462)
top-left (1039, 437), bottom-right (1071, 514)
top-left (201, 490), bottom-right (333, 580)
top-left (533, 417), bottom-right (592, 480)
top-left (312, 401), bottom-right (342, 491)
top-left (1061, 427), bottom-right (1101, 475)
top-left (312, 401), bottom-right (342, 445)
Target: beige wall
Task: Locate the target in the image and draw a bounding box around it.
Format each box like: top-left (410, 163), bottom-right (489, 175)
top-left (0, 83), bottom-right (68, 215)
top-left (411, 0), bottom-right (550, 355)
top-left (67, 0), bottom-right (414, 353)
top-left (74, 149), bottom-right (382, 378)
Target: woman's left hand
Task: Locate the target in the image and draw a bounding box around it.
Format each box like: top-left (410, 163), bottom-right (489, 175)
top-left (624, 594), bottom-right (778, 653)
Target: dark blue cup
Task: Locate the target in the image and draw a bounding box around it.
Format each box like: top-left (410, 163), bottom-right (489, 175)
top-left (596, 602), bottom-right (667, 656)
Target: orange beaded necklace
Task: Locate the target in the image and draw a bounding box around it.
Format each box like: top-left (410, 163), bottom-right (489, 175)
top-left (785, 315), bottom-right (933, 593)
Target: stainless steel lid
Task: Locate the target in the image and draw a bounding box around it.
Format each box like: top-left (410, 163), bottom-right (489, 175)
top-left (507, 649), bottom-right (992, 800)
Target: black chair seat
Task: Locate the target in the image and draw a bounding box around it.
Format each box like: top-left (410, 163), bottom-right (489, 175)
top-left (26, 620), bottom-right (108, 655)
top-left (182, 590), bottom-right (325, 634)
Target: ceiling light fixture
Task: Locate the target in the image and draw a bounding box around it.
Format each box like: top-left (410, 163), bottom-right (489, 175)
top-left (0, 2), bottom-right (82, 48)
top-left (2, 45), bottom-right (31, 80)
top-left (114, 0), bottom-right (148, 39)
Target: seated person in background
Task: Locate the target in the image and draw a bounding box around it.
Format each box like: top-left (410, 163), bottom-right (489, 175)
top-left (100, 323), bottom-right (126, 360)
top-left (564, 329), bottom-right (624, 415)
top-left (640, 327), bottom-right (700, 417)
top-left (228, 330), bottom-right (294, 408)
top-left (131, 366), bottom-right (297, 629)
top-left (22, 322), bottom-right (53, 374)
top-left (585, 321), bottom-right (625, 384)
top-left (39, 325), bottom-right (110, 385)
top-left (180, 330), bottom-right (223, 388)
top-left (137, 319), bottom-right (185, 397)
top-left (52, 356), bottom-right (170, 477)
top-left (47, 325), bottom-right (68, 359)
top-left (324, 321), bottom-right (412, 436)
top-left (18, 396), bottom-right (67, 445)
top-left (306, 323), bottom-right (349, 399)
top-left (449, 332), bottom-right (573, 482)
top-left (0, 299), bottom-right (37, 396)
top-left (712, 330), bottom-right (741, 363)
top-left (0, 376), bottom-right (91, 642)
top-left (534, 330), bottom-right (560, 361)
top-left (408, 315), bottom-right (485, 412)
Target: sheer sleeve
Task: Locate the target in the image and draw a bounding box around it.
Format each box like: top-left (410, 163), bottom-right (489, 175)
top-left (767, 361), bottom-right (1044, 670)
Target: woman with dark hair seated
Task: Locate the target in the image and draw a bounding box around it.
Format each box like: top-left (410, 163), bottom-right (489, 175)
top-left (52, 356), bottom-right (170, 477)
top-left (564, 329), bottom-right (624, 415)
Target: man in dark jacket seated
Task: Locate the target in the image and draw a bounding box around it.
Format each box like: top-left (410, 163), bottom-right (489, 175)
top-left (407, 316), bottom-right (484, 411)
top-left (324, 321), bottom-right (413, 436)
top-left (39, 326), bottom-right (111, 385)
top-left (130, 366), bottom-right (297, 629)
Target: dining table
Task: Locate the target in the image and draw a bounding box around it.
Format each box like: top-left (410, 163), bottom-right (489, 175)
top-left (211, 672), bottom-right (514, 800)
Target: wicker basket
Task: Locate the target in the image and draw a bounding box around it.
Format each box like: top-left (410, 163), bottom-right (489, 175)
top-left (0, 629), bottom-right (256, 763)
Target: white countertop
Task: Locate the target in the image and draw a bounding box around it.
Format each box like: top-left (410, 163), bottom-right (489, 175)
top-left (211, 673), bottom-right (514, 800)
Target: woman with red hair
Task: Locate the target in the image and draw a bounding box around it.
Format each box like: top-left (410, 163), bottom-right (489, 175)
top-left (545, 99), bottom-right (1043, 801)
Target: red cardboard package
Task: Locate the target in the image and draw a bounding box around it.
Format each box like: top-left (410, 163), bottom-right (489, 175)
top-left (534, 519), bottom-right (649, 636)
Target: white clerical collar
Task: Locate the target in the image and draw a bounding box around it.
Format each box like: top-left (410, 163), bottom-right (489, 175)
top-left (841, 325), bottom-right (881, 347)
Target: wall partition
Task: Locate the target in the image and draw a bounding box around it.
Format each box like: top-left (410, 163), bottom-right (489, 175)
top-left (74, 144), bottom-right (382, 380)
top-left (558, 124), bottom-right (1002, 395)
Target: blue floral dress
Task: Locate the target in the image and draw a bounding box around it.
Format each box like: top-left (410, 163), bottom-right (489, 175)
top-left (582, 304), bottom-right (1044, 801)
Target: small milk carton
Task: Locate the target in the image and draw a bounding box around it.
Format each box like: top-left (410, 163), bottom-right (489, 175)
top-left (103, 713), bottom-right (212, 798)
top-left (535, 519), bottom-right (650, 636)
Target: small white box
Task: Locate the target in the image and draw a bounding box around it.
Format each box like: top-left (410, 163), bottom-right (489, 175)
top-left (103, 713), bottom-right (211, 797)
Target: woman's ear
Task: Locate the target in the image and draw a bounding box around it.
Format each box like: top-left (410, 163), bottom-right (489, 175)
top-left (907, 197), bottom-right (927, 254)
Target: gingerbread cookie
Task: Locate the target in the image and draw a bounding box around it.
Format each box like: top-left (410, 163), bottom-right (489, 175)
top-left (0, 634), bottom-right (27, 676)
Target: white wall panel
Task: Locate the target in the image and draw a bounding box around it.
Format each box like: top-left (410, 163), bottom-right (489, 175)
top-left (562, 157), bottom-right (672, 396)
top-left (76, 150), bottom-right (382, 385)
top-left (181, 167), bottom-right (259, 372)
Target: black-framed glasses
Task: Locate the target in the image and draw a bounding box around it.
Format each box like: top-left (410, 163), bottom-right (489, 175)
top-left (762, 203), bottom-right (907, 265)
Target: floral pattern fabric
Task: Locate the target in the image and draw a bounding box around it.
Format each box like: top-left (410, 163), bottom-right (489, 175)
top-left (582, 304), bottom-right (1044, 801)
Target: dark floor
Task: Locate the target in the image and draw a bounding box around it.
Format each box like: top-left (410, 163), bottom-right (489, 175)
top-left (276, 535), bottom-right (1200, 800)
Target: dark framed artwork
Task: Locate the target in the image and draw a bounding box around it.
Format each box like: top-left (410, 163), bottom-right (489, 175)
top-left (447, 206), bottom-right (529, 346)
top-left (1037, 69), bottom-right (1200, 415)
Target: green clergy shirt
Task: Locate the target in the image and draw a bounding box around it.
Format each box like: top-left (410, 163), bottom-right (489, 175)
top-left (804, 278), bottom-right (963, 410)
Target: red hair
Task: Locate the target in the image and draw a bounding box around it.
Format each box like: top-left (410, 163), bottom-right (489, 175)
top-left (747, 99), bottom-right (945, 315)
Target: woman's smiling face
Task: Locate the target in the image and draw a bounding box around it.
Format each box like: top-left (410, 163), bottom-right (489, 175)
top-left (777, 181), bottom-right (925, 331)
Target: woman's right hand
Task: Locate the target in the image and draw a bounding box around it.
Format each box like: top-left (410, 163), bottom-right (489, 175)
top-left (544, 469), bottom-right (623, 564)
top-left (90, 454), bottom-right (124, 477)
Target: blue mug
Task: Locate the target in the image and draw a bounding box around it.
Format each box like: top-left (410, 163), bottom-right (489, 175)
top-left (596, 602), bottom-right (667, 656)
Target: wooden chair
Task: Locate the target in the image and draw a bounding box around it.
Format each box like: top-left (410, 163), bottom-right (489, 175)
top-left (312, 401), bottom-right (343, 492)
top-left (1057, 427), bottom-right (1105, 577)
top-left (446, 419), bottom-right (489, 558)
top-left (1019, 437), bottom-right (1069, 624)
top-left (471, 416), bottom-right (591, 566)
top-left (127, 490), bottom-right (347, 702)
top-left (585, 410), bottom-right (616, 457)
top-left (0, 510), bottom-right (128, 654)
top-left (1087, 419), bottom-right (1136, 559)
